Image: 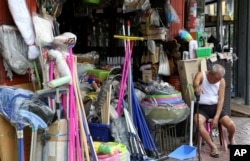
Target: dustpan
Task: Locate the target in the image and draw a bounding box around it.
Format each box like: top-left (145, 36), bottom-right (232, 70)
top-left (168, 101), bottom-right (197, 160)
top-left (168, 144), bottom-right (196, 160)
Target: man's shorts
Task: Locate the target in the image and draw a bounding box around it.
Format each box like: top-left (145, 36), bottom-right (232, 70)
top-left (194, 104), bottom-right (227, 121)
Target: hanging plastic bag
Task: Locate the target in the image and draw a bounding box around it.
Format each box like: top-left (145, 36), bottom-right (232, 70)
top-left (158, 44), bottom-right (170, 76)
top-left (0, 25), bottom-right (33, 79)
top-left (123, 0), bottom-right (151, 13)
top-left (150, 9), bottom-right (160, 27)
top-left (164, 0), bottom-right (180, 24)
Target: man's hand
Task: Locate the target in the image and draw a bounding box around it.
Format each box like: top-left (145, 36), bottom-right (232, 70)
top-left (194, 86), bottom-right (203, 96)
top-left (211, 117), bottom-right (219, 129)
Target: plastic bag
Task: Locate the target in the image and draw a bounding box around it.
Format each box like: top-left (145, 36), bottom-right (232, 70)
top-left (123, 0), bottom-right (151, 13)
top-left (158, 44), bottom-right (170, 76)
top-left (0, 25), bottom-right (33, 78)
top-left (19, 98), bottom-right (56, 125)
top-left (164, 0), bottom-right (180, 24)
top-left (150, 9), bottom-right (160, 27)
top-left (32, 14), bottom-right (54, 46)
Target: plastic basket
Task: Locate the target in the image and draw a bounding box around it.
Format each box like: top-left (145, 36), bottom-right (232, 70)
top-left (195, 47), bottom-right (212, 58)
top-left (88, 122), bottom-right (113, 142)
top-left (87, 69), bottom-right (110, 82)
top-left (168, 144), bottom-right (196, 160)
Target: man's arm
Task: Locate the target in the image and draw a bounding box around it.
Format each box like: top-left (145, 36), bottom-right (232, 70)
top-left (214, 78), bottom-right (225, 119)
top-left (211, 78), bottom-right (225, 128)
top-left (193, 71), bottom-right (203, 95)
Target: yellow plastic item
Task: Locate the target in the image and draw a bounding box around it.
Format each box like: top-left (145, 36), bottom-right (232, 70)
top-left (113, 35), bottom-right (144, 41)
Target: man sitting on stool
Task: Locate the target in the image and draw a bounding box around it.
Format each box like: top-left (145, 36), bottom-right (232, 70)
top-left (193, 64), bottom-right (236, 158)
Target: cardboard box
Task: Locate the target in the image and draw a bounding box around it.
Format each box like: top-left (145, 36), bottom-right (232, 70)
top-left (177, 58), bottom-right (207, 106)
top-left (177, 58), bottom-right (207, 84)
top-left (0, 116), bottom-right (18, 161)
top-left (142, 70), bottom-right (153, 82)
top-left (36, 119), bottom-right (68, 161)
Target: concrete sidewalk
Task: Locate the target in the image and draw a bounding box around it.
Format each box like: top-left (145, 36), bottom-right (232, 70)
top-left (163, 116), bottom-right (250, 161)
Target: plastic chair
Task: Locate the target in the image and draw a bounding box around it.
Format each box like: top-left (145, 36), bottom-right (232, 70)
top-left (200, 120), bottom-right (228, 152)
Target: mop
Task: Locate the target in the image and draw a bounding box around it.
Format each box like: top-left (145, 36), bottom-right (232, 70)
top-left (17, 110), bottom-right (48, 161)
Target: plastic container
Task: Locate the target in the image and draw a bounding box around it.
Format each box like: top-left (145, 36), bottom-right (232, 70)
top-left (195, 47), bottom-right (212, 58)
top-left (87, 69), bottom-right (110, 82)
top-left (106, 142), bottom-right (130, 161)
top-left (168, 144), bottom-right (196, 160)
top-left (98, 150), bottom-right (120, 161)
top-left (88, 122), bottom-right (113, 142)
top-left (119, 150), bottom-right (130, 161)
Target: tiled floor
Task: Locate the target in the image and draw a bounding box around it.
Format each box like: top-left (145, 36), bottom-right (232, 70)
top-left (158, 116), bottom-right (250, 161)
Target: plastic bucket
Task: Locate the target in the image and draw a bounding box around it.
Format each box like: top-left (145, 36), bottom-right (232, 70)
top-left (168, 144), bottom-right (197, 160)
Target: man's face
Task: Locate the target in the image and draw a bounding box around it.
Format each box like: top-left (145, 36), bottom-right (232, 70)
top-left (207, 71), bottom-right (222, 84)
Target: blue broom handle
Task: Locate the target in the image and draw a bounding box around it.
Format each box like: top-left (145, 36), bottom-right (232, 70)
top-left (17, 129), bottom-right (24, 161)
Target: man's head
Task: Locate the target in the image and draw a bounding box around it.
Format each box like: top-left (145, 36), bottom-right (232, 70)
top-left (207, 64), bottom-right (225, 84)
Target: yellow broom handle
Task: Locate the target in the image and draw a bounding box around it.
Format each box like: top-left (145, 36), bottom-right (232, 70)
top-left (113, 35), bottom-right (144, 41)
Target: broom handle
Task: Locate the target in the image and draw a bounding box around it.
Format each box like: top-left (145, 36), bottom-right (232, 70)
top-left (73, 56), bottom-right (98, 161)
top-left (189, 101), bottom-right (194, 146)
top-left (196, 95), bottom-right (201, 161)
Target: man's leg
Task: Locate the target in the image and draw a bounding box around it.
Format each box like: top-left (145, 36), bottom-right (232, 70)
top-left (194, 113), bottom-right (219, 155)
top-left (219, 116), bottom-right (236, 144)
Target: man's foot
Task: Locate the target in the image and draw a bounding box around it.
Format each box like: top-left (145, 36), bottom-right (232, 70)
top-left (228, 137), bottom-right (236, 148)
top-left (210, 145), bottom-right (219, 158)
top-left (229, 137), bottom-right (236, 145)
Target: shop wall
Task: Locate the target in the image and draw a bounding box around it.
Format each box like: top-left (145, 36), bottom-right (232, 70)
top-left (169, 0), bottom-right (185, 38)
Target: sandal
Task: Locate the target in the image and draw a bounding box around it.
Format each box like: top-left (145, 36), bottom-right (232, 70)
top-left (210, 150), bottom-right (219, 158)
top-left (210, 148), bottom-right (219, 158)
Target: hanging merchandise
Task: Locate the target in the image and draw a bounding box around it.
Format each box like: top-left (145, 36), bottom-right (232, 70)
top-left (189, 39), bottom-right (198, 59)
top-left (164, 0), bottom-right (180, 24)
top-left (7, 0), bottom-right (40, 60)
top-left (32, 14), bottom-right (54, 46)
top-left (150, 9), bottom-right (161, 27)
top-left (187, 0), bottom-right (197, 30)
top-left (0, 25), bottom-right (33, 80)
top-left (140, 8), bottom-right (168, 40)
top-left (179, 29), bottom-right (193, 42)
top-left (158, 44), bottom-right (170, 76)
top-left (123, 0), bottom-right (151, 13)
